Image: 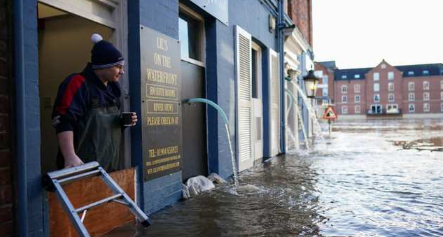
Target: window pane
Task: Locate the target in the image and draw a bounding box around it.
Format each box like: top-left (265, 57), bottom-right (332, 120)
top-left (179, 13), bottom-right (201, 61)
top-left (252, 48), bottom-right (257, 98)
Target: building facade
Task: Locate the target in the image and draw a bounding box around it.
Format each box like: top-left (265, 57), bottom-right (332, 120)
top-left (3, 0), bottom-right (314, 236)
top-left (315, 60), bottom-right (443, 118)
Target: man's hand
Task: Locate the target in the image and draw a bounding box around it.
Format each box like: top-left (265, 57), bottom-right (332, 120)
top-left (64, 154), bottom-right (84, 168)
top-left (131, 112), bottom-right (138, 126)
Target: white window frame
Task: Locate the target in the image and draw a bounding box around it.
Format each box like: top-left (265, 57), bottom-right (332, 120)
top-left (355, 95), bottom-right (360, 103)
top-left (409, 104), bottom-right (415, 113)
top-left (354, 105), bottom-right (361, 114)
top-left (374, 94), bottom-right (380, 102)
top-left (354, 84), bottom-right (360, 93)
top-left (342, 95), bottom-right (348, 103)
top-left (381, 64), bottom-right (386, 69)
top-left (388, 93), bottom-right (395, 102)
top-left (423, 103), bottom-right (430, 112)
top-left (342, 106), bottom-right (348, 114)
top-left (341, 85), bottom-right (348, 94)
top-left (388, 71), bottom-right (394, 80)
top-left (322, 75), bottom-right (328, 85)
top-left (388, 82), bottom-right (394, 91)
top-left (423, 81), bottom-right (430, 90)
top-left (409, 93), bottom-right (415, 101)
top-left (423, 92), bottom-right (430, 101)
top-left (373, 72), bottom-right (379, 81)
top-left (408, 82), bottom-right (415, 91)
top-left (373, 83), bottom-right (380, 92)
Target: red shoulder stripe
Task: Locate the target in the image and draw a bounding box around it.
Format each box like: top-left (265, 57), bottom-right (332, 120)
top-left (56, 74), bottom-right (86, 115)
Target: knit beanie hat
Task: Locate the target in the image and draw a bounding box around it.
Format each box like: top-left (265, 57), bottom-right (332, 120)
top-left (90, 33), bottom-right (124, 69)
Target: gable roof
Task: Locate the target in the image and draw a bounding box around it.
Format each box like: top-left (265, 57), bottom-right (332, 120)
top-left (334, 68), bottom-right (371, 80)
top-left (394, 63), bottom-right (443, 77)
top-left (333, 63), bottom-right (443, 80)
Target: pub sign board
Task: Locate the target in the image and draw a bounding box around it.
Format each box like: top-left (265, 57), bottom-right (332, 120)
top-left (140, 26), bottom-right (182, 181)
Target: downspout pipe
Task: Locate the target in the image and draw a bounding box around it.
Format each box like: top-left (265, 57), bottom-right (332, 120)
top-left (13, 0), bottom-right (28, 236)
top-left (277, 0), bottom-right (286, 154)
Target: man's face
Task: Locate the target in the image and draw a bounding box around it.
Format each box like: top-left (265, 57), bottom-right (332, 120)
top-left (102, 64), bottom-right (124, 83)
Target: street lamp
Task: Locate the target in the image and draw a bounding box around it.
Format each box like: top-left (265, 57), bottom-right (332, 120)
top-left (303, 70), bottom-right (319, 98)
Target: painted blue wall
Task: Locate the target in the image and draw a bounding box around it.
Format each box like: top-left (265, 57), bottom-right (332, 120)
top-left (204, 0), bottom-right (279, 177)
top-left (16, 0), bottom-right (45, 236)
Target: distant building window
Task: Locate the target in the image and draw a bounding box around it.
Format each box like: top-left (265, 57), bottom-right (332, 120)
top-left (355, 105), bottom-right (361, 114)
top-left (408, 71), bottom-right (415, 76)
top-left (388, 82), bottom-right (394, 91)
top-left (387, 104), bottom-right (398, 113)
top-left (441, 80), bottom-right (443, 90)
top-left (408, 82), bottom-right (415, 91)
top-left (409, 93), bottom-right (415, 101)
top-left (342, 85), bottom-right (347, 94)
top-left (374, 94), bottom-right (380, 102)
top-left (315, 70), bottom-right (323, 78)
top-left (373, 72), bottom-right (379, 81)
top-left (441, 91), bottom-right (443, 100)
top-left (381, 64), bottom-right (386, 69)
top-left (409, 104), bottom-right (415, 113)
top-left (342, 106), bottom-right (348, 114)
top-left (388, 71), bottom-right (394, 80)
top-left (342, 95), bottom-right (348, 103)
top-left (423, 70), bottom-right (429, 75)
top-left (322, 76), bottom-right (328, 85)
top-left (388, 93), bottom-right (395, 102)
top-left (373, 83), bottom-right (380, 92)
top-left (354, 84), bottom-right (360, 93)
top-left (355, 95), bottom-right (361, 103)
top-left (423, 92), bottom-right (430, 101)
top-left (341, 75), bottom-right (347, 79)
top-left (322, 99), bottom-right (329, 105)
top-left (441, 103), bottom-right (443, 112)
top-left (423, 81), bottom-right (430, 90)
top-left (423, 103), bottom-right (430, 112)
top-left (354, 74), bottom-right (360, 79)
top-left (323, 89), bottom-right (328, 97)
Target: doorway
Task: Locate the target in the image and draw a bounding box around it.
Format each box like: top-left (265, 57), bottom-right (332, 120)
top-left (37, 1), bottom-right (126, 173)
top-left (251, 42), bottom-right (263, 162)
top-left (179, 6), bottom-right (208, 180)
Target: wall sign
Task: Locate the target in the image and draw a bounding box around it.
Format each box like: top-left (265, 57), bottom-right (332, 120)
top-left (189, 0), bottom-right (228, 25)
top-left (140, 26), bottom-right (182, 181)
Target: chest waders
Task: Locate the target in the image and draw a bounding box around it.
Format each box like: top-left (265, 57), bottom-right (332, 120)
top-left (74, 104), bottom-right (122, 172)
top-left (57, 76), bottom-right (123, 172)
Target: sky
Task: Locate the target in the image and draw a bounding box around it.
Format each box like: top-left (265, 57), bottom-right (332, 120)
top-left (312, 0), bottom-right (443, 69)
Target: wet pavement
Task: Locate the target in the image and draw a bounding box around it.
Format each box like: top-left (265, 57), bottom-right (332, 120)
top-left (105, 118), bottom-right (443, 237)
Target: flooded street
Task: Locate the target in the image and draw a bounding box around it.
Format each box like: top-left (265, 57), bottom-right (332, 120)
top-left (106, 118), bottom-right (443, 237)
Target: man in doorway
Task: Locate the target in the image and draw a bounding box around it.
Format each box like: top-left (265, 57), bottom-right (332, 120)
top-left (52, 34), bottom-right (136, 171)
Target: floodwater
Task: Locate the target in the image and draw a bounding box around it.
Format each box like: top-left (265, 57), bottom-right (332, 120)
top-left (106, 118), bottom-right (443, 237)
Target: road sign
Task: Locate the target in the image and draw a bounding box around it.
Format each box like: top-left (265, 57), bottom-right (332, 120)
top-left (322, 106), bottom-right (337, 120)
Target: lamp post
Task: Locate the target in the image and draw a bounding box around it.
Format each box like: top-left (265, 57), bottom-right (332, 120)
top-left (303, 70), bottom-right (319, 99)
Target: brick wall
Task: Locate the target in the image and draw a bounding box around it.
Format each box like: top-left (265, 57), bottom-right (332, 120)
top-left (0, 0), bottom-right (15, 236)
top-left (288, 0), bottom-right (312, 46)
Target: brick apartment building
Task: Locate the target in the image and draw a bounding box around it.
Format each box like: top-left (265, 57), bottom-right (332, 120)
top-left (315, 60), bottom-right (443, 118)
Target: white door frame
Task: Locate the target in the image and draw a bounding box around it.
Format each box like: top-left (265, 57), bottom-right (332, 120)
top-left (251, 42), bottom-right (263, 162)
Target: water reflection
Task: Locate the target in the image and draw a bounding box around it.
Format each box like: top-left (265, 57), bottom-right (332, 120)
top-left (105, 119), bottom-right (443, 237)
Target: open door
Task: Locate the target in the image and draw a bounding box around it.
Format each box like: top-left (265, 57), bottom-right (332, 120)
top-left (235, 25), bottom-right (254, 172)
